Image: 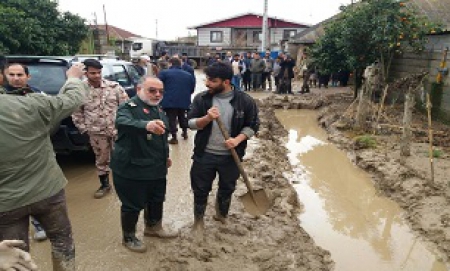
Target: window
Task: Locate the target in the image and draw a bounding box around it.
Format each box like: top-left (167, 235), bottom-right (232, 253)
top-left (210, 31), bottom-right (223, 43)
top-left (27, 65), bottom-right (67, 95)
top-left (112, 65), bottom-right (131, 87)
top-left (283, 30), bottom-right (297, 39)
top-left (132, 42), bottom-right (143, 51)
top-left (253, 31), bottom-right (262, 43)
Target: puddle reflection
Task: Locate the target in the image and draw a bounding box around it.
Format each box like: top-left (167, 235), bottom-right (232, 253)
top-left (276, 109), bottom-right (447, 271)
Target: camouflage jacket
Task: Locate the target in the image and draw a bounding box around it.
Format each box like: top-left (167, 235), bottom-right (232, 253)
top-left (72, 79), bottom-right (129, 137)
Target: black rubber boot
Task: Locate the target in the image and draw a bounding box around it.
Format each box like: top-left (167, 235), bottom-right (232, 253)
top-left (144, 202), bottom-right (177, 238)
top-left (121, 211), bottom-right (146, 253)
top-left (52, 249), bottom-right (75, 271)
top-left (213, 194), bottom-right (231, 224)
top-left (94, 174), bottom-right (111, 199)
top-left (191, 202), bottom-right (207, 239)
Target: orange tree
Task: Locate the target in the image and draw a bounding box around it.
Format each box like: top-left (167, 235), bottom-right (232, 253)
top-left (311, 0), bottom-right (440, 96)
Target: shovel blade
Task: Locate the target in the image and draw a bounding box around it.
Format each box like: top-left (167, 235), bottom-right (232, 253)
top-left (239, 189), bottom-right (271, 216)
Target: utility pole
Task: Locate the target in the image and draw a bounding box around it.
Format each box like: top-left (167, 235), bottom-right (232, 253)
top-left (261, 0), bottom-right (268, 52)
top-left (156, 19), bottom-right (158, 39)
top-left (103, 4), bottom-right (110, 44)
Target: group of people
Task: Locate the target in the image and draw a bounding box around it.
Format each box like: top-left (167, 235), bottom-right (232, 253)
top-left (0, 53), bottom-right (259, 270)
top-left (301, 66), bottom-right (351, 93)
top-left (205, 51), bottom-right (296, 94)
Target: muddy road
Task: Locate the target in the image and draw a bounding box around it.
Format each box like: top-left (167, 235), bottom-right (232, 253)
top-left (28, 73), bottom-right (449, 270)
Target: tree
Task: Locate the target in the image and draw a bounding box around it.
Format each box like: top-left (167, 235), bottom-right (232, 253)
top-left (0, 0), bottom-right (88, 55)
top-left (311, 0), bottom-right (439, 97)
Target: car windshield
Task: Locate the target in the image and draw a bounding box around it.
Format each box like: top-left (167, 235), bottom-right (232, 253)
top-left (132, 43), bottom-right (142, 51)
top-left (27, 65), bottom-right (67, 95)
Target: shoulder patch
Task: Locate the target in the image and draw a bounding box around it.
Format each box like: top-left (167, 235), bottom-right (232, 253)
top-left (128, 101), bottom-right (137, 107)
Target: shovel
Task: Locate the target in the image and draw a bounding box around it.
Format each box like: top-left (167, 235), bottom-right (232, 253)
top-left (215, 117), bottom-right (271, 216)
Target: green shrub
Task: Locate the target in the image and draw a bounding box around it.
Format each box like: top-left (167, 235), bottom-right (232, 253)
top-left (353, 135), bottom-right (377, 149)
top-left (433, 149), bottom-right (443, 158)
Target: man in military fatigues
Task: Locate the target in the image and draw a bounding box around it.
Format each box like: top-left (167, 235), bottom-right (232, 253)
top-left (0, 63), bottom-right (88, 271)
top-left (72, 59), bottom-right (129, 199)
top-left (110, 77), bottom-right (176, 253)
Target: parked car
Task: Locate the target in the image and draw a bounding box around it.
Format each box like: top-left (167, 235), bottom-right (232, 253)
top-left (1, 56), bottom-right (142, 154)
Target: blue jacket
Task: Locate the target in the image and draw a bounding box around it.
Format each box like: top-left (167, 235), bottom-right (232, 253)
top-left (158, 66), bottom-right (196, 110)
top-left (182, 62), bottom-right (195, 76)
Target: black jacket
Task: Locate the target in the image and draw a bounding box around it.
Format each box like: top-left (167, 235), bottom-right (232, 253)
top-left (188, 89), bottom-right (259, 159)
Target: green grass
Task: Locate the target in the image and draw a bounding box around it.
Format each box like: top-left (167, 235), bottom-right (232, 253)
top-left (433, 149), bottom-right (443, 158)
top-left (353, 135), bottom-right (377, 149)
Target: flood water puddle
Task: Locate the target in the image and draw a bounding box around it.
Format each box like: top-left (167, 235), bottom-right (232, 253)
top-left (275, 109), bottom-right (447, 271)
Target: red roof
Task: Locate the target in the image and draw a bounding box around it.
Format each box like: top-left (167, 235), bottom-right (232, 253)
top-left (189, 13), bottom-right (310, 29)
top-left (89, 25), bottom-right (142, 40)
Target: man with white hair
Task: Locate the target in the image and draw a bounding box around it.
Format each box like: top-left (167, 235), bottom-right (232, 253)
top-left (135, 55), bottom-right (158, 77)
top-left (111, 76), bottom-right (177, 253)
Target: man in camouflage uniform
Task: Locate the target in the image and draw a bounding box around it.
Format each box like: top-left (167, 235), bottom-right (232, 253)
top-left (72, 59), bottom-right (129, 199)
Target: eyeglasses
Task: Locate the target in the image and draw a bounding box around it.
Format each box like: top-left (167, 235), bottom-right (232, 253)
top-left (146, 87), bottom-right (164, 94)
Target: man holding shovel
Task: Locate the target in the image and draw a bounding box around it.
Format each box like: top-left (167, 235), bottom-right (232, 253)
top-left (188, 62), bottom-right (259, 236)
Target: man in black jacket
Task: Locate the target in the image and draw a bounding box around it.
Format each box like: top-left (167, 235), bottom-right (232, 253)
top-left (187, 62), bottom-right (259, 237)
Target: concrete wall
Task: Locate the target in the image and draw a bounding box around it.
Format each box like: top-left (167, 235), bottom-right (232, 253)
top-left (197, 28), bottom-right (232, 47)
top-left (390, 34), bottom-right (450, 122)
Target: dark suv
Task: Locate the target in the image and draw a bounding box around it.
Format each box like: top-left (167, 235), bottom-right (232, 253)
top-left (2, 56), bottom-right (141, 153)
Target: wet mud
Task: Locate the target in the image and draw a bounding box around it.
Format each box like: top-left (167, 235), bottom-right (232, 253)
top-left (275, 109), bottom-right (447, 270)
top-left (261, 91), bottom-right (450, 268)
top-left (30, 87), bottom-right (334, 269)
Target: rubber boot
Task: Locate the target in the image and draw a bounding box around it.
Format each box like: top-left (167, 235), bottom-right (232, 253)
top-left (144, 202), bottom-right (177, 238)
top-left (52, 250), bottom-right (75, 271)
top-left (213, 195), bottom-right (231, 225)
top-left (94, 174), bottom-right (111, 199)
top-left (191, 202), bottom-right (206, 239)
top-left (121, 211), bottom-right (147, 253)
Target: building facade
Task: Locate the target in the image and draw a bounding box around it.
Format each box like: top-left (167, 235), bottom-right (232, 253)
top-left (190, 13), bottom-right (309, 52)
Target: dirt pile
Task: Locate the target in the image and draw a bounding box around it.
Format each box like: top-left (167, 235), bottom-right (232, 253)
top-left (268, 90), bottom-right (450, 263)
top-left (152, 99), bottom-right (334, 270)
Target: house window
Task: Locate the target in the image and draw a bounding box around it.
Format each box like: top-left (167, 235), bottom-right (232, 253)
top-left (283, 30), bottom-right (297, 39)
top-left (253, 31), bottom-right (262, 43)
top-left (210, 31), bottom-right (223, 43)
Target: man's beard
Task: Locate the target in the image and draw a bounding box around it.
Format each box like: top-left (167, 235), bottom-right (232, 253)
top-left (208, 84), bottom-right (225, 95)
top-left (138, 92), bottom-right (160, 106)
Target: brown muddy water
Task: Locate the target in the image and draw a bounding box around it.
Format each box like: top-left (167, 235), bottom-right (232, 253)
top-left (275, 109), bottom-right (448, 271)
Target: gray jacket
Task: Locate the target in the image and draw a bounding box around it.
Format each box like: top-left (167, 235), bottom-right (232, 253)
top-left (250, 59), bottom-right (266, 73)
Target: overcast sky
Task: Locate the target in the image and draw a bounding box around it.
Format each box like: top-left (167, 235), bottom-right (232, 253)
top-left (57, 0), bottom-right (352, 40)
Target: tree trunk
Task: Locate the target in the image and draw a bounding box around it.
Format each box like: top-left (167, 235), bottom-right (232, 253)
top-left (400, 87), bottom-right (415, 156)
top-left (355, 82), bottom-right (370, 131)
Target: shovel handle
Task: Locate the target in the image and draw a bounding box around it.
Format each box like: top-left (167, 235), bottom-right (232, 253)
top-left (215, 117), bottom-right (257, 199)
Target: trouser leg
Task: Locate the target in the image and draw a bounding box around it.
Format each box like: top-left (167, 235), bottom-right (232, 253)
top-left (89, 134), bottom-right (113, 176)
top-left (216, 156), bottom-right (240, 217)
top-left (164, 108), bottom-right (178, 138)
top-left (32, 190), bottom-right (74, 259)
top-left (176, 108), bottom-right (188, 137)
top-left (0, 206), bottom-right (30, 251)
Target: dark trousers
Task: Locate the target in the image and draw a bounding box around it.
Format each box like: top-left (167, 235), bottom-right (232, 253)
top-left (279, 77), bottom-right (293, 94)
top-left (251, 73), bottom-right (263, 90)
top-left (0, 190), bottom-right (74, 258)
top-left (242, 71), bottom-right (252, 90)
top-left (190, 153), bottom-right (240, 205)
top-left (113, 173), bottom-right (167, 213)
top-left (164, 108), bottom-right (188, 138)
top-left (262, 72), bottom-right (272, 89)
